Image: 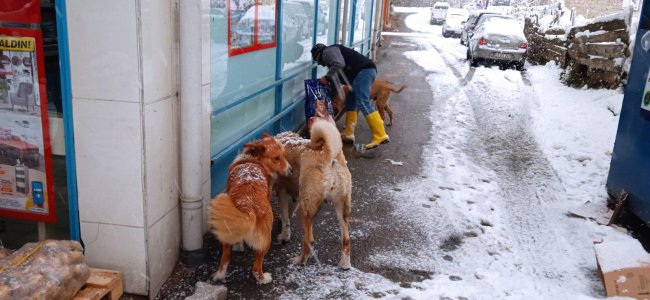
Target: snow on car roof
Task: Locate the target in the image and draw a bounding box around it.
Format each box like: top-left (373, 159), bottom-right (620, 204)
top-left (481, 17), bottom-right (525, 40)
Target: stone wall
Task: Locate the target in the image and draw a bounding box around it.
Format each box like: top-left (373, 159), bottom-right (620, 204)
top-left (565, 0), bottom-right (623, 19)
top-left (524, 13), bottom-right (630, 89)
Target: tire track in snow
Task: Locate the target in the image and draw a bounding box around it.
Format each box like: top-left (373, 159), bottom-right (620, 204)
top-left (414, 32), bottom-right (602, 296)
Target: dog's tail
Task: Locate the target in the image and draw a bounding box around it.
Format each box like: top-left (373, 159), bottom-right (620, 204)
top-left (210, 193), bottom-right (256, 245)
top-left (309, 118), bottom-right (342, 160)
top-left (382, 80), bottom-right (406, 94)
top-left (389, 84), bottom-right (406, 94)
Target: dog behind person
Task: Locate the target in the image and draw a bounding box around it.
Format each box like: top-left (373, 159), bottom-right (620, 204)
top-left (210, 134), bottom-right (291, 285)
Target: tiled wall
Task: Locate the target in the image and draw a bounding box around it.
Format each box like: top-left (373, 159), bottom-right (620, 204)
top-left (66, 0), bottom-right (198, 297)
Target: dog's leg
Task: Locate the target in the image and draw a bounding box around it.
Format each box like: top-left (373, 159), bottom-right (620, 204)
top-left (277, 189), bottom-right (292, 243)
top-left (375, 99), bottom-right (386, 122)
top-left (386, 105), bottom-right (394, 127)
top-left (252, 243), bottom-right (273, 285)
top-left (334, 195), bottom-right (352, 270)
top-left (213, 243), bottom-right (232, 282)
top-left (232, 242), bottom-right (245, 252)
top-left (293, 207), bottom-right (315, 265)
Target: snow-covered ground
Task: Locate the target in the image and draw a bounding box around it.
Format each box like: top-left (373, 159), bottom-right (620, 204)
top-left (364, 8), bottom-right (633, 299)
top-left (278, 8), bottom-right (639, 299)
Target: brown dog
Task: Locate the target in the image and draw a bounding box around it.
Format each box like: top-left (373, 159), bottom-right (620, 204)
top-left (210, 134), bottom-right (291, 284)
top-left (332, 80), bottom-right (406, 126)
top-left (274, 119), bottom-right (352, 269)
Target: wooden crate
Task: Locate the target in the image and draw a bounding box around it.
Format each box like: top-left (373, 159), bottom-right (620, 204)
top-left (73, 268), bottom-right (123, 300)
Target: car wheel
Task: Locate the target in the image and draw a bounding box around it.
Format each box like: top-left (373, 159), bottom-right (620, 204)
top-left (467, 49), bottom-right (478, 67)
top-left (515, 62), bottom-right (525, 71)
top-left (470, 57), bottom-right (478, 67)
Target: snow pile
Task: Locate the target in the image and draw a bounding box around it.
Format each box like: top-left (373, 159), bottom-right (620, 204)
top-left (526, 63), bottom-right (623, 207)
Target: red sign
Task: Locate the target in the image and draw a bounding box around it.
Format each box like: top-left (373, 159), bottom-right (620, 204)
top-left (0, 27), bottom-right (55, 223)
top-left (0, 0), bottom-right (41, 25)
top-left (228, 0), bottom-right (278, 56)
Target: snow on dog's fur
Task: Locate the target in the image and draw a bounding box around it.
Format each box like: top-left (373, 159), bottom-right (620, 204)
top-left (275, 119), bottom-right (353, 269)
top-left (210, 133), bottom-right (291, 284)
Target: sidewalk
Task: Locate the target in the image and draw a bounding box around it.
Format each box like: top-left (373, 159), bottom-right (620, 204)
top-left (154, 13), bottom-right (436, 299)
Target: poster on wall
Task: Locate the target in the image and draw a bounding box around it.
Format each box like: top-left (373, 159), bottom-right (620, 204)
top-left (228, 0), bottom-right (277, 56)
top-left (0, 27), bottom-right (55, 223)
top-left (0, 0), bottom-right (41, 25)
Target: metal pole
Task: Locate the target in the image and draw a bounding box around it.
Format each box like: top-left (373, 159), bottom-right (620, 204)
top-left (349, 0), bottom-right (357, 47)
top-left (179, 0), bottom-right (204, 264)
top-left (371, 0), bottom-right (384, 59)
top-left (55, 0), bottom-right (80, 242)
top-left (341, 0), bottom-right (349, 44)
top-left (275, 0), bottom-right (284, 131)
top-left (312, 0), bottom-right (320, 79)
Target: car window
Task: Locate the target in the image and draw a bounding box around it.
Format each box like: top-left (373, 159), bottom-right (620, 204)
top-left (434, 3), bottom-right (450, 9)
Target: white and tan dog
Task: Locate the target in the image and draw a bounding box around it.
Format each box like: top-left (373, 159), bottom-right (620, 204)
top-left (274, 118), bottom-right (353, 269)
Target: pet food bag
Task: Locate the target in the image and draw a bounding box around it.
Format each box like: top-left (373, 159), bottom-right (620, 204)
top-left (0, 240), bottom-right (90, 299)
top-left (304, 79), bottom-right (335, 133)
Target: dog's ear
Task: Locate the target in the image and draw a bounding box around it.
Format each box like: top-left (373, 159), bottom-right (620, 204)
top-left (261, 132), bottom-right (271, 138)
top-left (244, 142), bottom-right (266, 156)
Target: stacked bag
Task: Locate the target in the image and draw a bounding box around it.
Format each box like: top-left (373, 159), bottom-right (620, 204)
top-left (0, 240), bottom-right (90, 299)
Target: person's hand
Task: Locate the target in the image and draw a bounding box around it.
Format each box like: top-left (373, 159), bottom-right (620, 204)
top-left (320, 76), bottom-right (329, 84)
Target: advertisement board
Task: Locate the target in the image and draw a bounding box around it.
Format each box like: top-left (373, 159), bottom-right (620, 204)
top-left (0, 27), bottom-right (55, 223)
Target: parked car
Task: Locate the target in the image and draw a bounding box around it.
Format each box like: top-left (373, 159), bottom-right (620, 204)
top-left (466, 15), bottom-right (528, 70)
top-left (430, 2), bottom-right (450, 25)
top-left (492, 0), bottom-right (511, 6)
top-left (460, 11), bottom-right (497, 45)
top-left (442, 9), bottom-right (469, 38)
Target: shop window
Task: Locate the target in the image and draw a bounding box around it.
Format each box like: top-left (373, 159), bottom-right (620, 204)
top-left (0, 0), bottom-right (71, 249)
top-left (211, 0), bottom-right (277, 156)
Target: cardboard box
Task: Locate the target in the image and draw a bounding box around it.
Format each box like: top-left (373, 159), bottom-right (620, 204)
top-left (594, 239), bottom-right (650, 298)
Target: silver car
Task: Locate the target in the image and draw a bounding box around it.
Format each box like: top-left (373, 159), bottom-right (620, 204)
top-left (466, 16), bottom-right (528, 70)
top-left (460, 11), bottom-right (497, 45)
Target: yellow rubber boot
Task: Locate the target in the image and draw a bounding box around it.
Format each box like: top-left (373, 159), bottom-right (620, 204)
top-left (364, 111), bottom-right (390, 149)
top-left (341, 111), bottom-right (357, 143)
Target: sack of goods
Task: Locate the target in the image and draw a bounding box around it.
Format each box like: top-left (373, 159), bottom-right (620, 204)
top-left (304, 79), bottom-right (335, 133)
top-left (0, 240), bottom-right (90, 299)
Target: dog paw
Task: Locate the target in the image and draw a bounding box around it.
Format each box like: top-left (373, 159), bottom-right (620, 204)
top-left (277, 230), bottom-right (291, 243)
top-left (256, 272), bottom-right (273, 285)
top-left (292, 255), bottom-right (307, 265)
top-left (232, 242), bottom-right (245, 252)
top-left (338, 254), bottom-right (351, 270)
top-left (212, 270), bottom-right (226, 282)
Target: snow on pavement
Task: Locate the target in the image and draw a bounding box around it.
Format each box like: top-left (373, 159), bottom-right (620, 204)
top-left (360, 8), bottom-right (631, 299)
top-left (274, 8), bottom-right (633, 299)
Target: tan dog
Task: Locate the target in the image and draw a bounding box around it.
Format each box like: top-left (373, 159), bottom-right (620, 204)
top-left (210, 134), bottom-right (291, 284)
top-left (274, 119), bottom-right (353, 269)
top-left (333, 80), bottom-right (406, 126)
